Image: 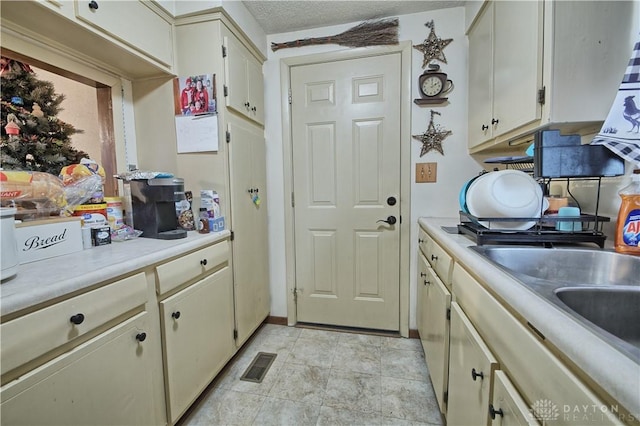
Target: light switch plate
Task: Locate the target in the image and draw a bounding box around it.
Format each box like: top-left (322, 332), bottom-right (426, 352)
top-left (416, 162), bottom-right (437, 183)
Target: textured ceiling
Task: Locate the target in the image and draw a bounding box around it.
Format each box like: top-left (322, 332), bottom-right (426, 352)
top-left (241, 1), bottom-right (464, 34)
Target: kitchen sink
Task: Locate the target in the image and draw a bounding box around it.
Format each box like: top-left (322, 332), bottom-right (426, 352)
top-left (554, 287), bottom-right (640, 349)
top-left (470, 246), bottom-right (640, 362)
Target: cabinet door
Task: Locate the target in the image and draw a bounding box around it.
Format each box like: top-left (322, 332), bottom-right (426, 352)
top-left (228, 117), bottom-right (269, 346)
top-left (422, 267), bottom-right (451, 414)
top-left (1, 313), bottom-right (158, 426)
top-left (75, 0), bottom-right (173, 67)
top-left (224, 35), bottom-right (250, 118)
top-left (447, 302), bottom-right (499, 426)
top-left (490, 371), bottom-right (540, 426)
top-left (492, 0), bottom-right (542, 137)
top-left (247, 56), bottom-right (265, 125)
top-left (160, 267), bottom-right (235, 423)
top-left (468, 1), bottom-right (494, 148)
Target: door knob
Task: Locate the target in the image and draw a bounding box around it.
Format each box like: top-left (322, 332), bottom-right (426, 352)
top-left (386, 196), bottom-right (397, 206)
top-left (377, 216), bottom-right (397, 225)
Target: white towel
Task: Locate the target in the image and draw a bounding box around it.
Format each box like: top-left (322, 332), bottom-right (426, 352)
top-left (590, 41), bottom-right (640, 166)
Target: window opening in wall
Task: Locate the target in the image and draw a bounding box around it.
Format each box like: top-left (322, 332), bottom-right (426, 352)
top-left (1, 49), bottom-right (118, 197)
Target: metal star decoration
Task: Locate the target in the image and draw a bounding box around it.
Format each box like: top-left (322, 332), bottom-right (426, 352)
top-left (413, 110), bottom-right (452, 156)
top-left (413, 20), bottom-right (453, 68)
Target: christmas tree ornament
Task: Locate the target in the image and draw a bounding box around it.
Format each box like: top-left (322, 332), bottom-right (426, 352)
top-left (31, 103), bottom-right (44, 118)
top-left (11, 96), bottom-right (23, 106)
top-left (413, 20), bottom-right (453, 68)
top-left (413, 110), bottom-right (452, 156)
top-left (4, 114), bottom-right (20, 135)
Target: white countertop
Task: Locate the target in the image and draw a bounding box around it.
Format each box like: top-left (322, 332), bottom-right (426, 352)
top-left (419, 217), bottom-right (640, 420)
top-left (0, 230), bottom-right (231, 318)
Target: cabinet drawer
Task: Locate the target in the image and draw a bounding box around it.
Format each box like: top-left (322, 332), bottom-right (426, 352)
top-left (75, 0), bottom-right (173, 67)
top-left (421, 233), bottom-right (453, 287)
top-left (452, 264), bottom-right (620, 425)
top-left (1, 272), bottom-right (147, 377)
top-left (156, 240), bottom-right (229, 295)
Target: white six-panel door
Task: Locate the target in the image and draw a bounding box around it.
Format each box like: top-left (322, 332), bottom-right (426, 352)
top-left (291, 53), bottom-right (402, 331)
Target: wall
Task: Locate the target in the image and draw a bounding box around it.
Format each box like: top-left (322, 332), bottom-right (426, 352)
top-left (263, 8), bottom-right (484, 329)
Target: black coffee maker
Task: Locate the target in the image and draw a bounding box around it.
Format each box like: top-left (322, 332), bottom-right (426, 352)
top-left (128, 177), bottom-right (187, 239)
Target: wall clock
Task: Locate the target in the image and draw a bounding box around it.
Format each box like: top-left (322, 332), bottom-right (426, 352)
top-left (415, 64), bottom-right (453, 106)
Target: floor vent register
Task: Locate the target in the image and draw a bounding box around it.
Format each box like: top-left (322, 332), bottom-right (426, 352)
top-left (240, 352), bottom-right (277, 383)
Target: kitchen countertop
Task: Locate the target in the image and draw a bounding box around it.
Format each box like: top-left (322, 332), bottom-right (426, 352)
top-left (419, 217), bottom-right (640, 420)
top-left (0, 230), bottom-right (231, 319)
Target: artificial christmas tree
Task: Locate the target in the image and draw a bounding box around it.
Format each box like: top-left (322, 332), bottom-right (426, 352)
top-left (0, 56), bottom-right (89, 175)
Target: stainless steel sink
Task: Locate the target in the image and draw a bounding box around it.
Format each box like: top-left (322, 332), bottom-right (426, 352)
top-left (555, 287), bottom-right (640, 349)
top-left (470, 246), bottom-right (640, 362)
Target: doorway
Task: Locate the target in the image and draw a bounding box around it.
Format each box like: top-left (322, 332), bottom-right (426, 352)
top-left (281, 43), bottom-right (412, 336)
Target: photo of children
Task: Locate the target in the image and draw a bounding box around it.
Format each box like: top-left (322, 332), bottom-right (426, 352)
top-left (174, 74), bottom-right (217, 116)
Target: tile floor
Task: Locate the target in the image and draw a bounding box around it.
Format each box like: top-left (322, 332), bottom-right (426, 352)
top-left (179, 324), bottom-right (444, 426)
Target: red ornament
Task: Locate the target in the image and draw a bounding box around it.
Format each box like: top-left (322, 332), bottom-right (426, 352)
top-left (5, 121), bottom-right (20, 135)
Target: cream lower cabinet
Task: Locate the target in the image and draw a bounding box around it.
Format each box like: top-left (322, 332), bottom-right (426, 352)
top-left (160, 266), bottom-right (235, 424)
top-left (417, 251), bottom-right (451, 414)
top-left (490, 370), bottom-right (540, 426)
top-left (0, 312), bottom-right (158, 425)
top-left (228, 116), bottom-right (270, 347)
top-left (447, 302), bottom-right (499, 426)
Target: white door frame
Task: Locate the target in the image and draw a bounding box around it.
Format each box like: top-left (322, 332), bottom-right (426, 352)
top-left (279, 42), bottom-right (412, 337)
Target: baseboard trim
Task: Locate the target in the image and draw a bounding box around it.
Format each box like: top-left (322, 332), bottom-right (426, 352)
top-left (266, 316), bottom-right (288, 325)
top-left (408, 329), bottom-right (419, 339)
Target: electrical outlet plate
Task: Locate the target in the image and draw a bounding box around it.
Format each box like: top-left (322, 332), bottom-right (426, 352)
top-left (416, 162), bottom-right (437, 183)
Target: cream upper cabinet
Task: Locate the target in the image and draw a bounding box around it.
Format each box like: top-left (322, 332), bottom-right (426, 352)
top-left (468, 1), bottom-right (634, 152)
top-left (75, 0), bottom-right (174, 68)
top-left (223, 33), bottom-right (265, 125)
top-left (468, 1), bottom-right (542, 149)
top-left (447, 302), bottom-right (499, 426)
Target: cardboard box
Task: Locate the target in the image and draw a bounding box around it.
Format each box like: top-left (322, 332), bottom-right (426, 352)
top-left (209, 216), bottom-right (225, 232)
top-left (15, 217), bottom-right (83, 264)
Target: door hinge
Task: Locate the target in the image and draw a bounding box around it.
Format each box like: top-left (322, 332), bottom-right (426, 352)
top-left (537, 86), bottom-right (546, 105)
top-left (288, 88), bottom-right (292, 105)
top-left (399, 215), bottom-right (402, 224)
top-left (223, 85), bottom-right (228, 97)
top-left (233, 329), bottom-right (238, 340)
top-left (230, 230), bottom-right (235, 241)
top-left (443, 391), bottom-right (448, 404)
top-left (226, 130), bottom-right (231, 143)
top-left (446, 308), bottom-right (451, 321)
top-left (291, 192), bottom-right (295, 208)
top-left (222, 45), bottom-right (227, 58)
top-left (292, 288), bottom-right (298, 303)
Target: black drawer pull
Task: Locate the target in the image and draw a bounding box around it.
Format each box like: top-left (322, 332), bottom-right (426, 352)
top-left (88, 0), bottom-right (98, 10)
top-left (489, 404), bottom-right (504, 419)
top-left (481, 124), bottom-right (488, 131)
top-left (136, 332), bottom-right (147, 342)
top-left (200, 259), bottom-right (208, 266)
top-left (431, 254), bottom-right (438, 261)
top-left (418, 238), bottom-right (424, 244)
top-left (172, 311), bottom-right (181, 320)
top-left (420, 272), bottom-right (427, 277)
top-left (424, 280), bottom-right (430, 286)
top-left (471, 368), bottom-right (484, 381)
top-left (70, 313), bottom-right (85, 325)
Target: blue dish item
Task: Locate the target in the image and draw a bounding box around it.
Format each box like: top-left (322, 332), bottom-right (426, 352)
top-left (459, 174), bottom-right (482, 214)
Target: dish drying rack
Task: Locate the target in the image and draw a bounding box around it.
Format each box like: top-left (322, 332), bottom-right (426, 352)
top-left (458, 175), bottom-right (611, 248)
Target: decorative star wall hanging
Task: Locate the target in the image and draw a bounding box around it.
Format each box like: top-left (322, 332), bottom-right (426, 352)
top-left (413, 110), bottom-right (452, 156)
top-left (413, 20), bottom-right (453, 68)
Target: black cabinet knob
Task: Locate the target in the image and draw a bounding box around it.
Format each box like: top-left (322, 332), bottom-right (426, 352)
top-left (200, 259), bottom-right (208, 266)
top-left (489, 404), bottom-right (504, 419)
top-left (420, 272), bottom-right (427, 277)
top-left (70, 313), bottom-right (85, 325)
top-left (244, 102), bottom-right (250, 108)
top-left (418, 238), bottom-right (424, 244)
top-left (481, 124), bottom-right (488, 131)
top-left (423, 280), bottom-right (430, 286)
top-left (88, 0), bottom-right (99, 10)
top-left (136, 332), bottom-right (147, 342)
top-left (491, 118), bottom-right (499, 125)
top-left (431, 254), bottom-right (438, 261)
top-left (471, 368), bottom-right (484, 381)
top-left (251, 106), bottom-right (257, 112)
top-left (171, 311), bottom-right (181, 320)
